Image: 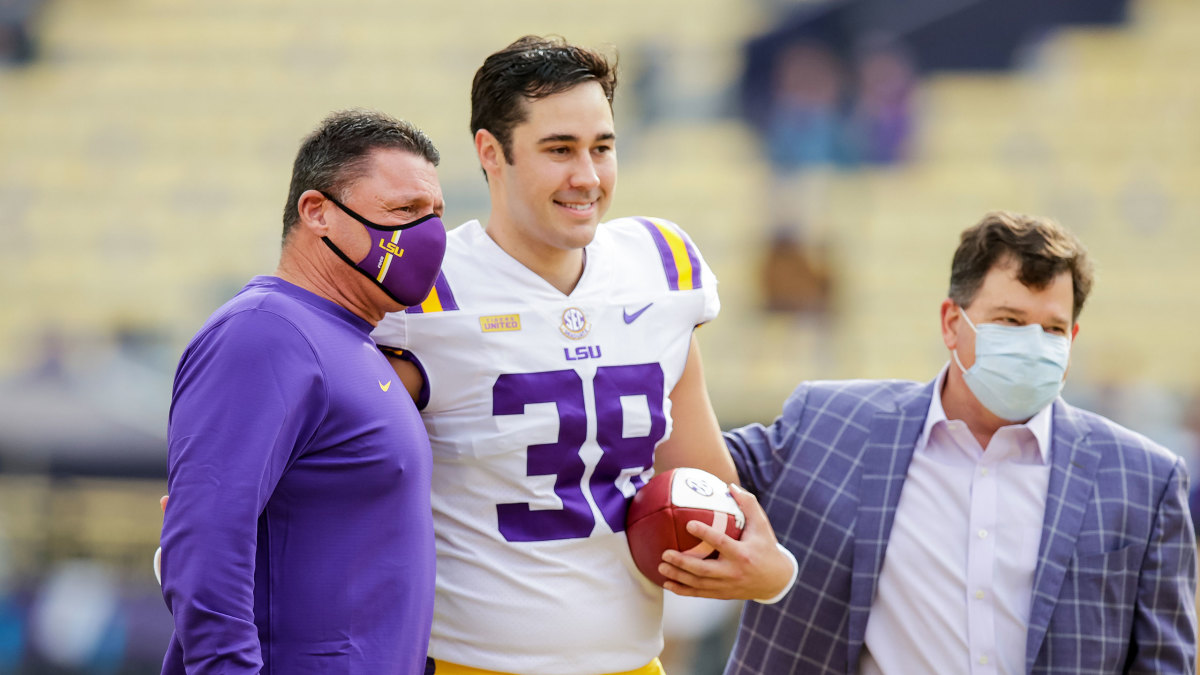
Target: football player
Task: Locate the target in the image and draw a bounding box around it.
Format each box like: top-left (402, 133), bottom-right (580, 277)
top-left (373, 36), bottom-right (797, 675)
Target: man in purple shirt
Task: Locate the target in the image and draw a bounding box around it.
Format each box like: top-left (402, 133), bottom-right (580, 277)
top-left (159, 109), bottom-right (447, 674)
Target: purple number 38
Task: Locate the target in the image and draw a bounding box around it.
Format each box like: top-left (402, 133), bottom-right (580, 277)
top-left (492, 364), bottom-right (666, 542)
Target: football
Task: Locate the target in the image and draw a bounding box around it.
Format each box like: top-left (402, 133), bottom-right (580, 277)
top-left (625, 467), bottom-right (746, 587)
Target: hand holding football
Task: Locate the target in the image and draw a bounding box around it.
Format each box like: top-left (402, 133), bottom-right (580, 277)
top-left (625, 467), bottom-right (746, 587)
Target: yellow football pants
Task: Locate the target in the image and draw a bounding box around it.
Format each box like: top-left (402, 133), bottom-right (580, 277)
top-left (432, 657), bottom-right (666, 675)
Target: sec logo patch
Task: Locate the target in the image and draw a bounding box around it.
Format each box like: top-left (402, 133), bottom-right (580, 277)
top-left (559, 307), bottom-right (590, 340)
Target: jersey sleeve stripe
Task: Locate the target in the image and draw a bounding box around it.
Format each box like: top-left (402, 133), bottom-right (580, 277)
top-left (405, 271), bottom-right (459, 314)
top-left (636, 217), bottom-right (702, 291)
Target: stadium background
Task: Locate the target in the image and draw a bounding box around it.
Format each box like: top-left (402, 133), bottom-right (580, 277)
top-left (0, 0), bottom-right (1196, 671)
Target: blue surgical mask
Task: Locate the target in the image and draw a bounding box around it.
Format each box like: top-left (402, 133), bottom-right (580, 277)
top-left (952, 308), bottom-right (1071, 421)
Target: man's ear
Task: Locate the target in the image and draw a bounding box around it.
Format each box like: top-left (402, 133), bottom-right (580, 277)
top-left (475, 129), bottom-right (505, 176)
top-left (940, 298), bottom-right (960, 351)
top-left (1071, 323), bottom-right (1080, 341)
top-left (296, 189), bottom-right (330, 236)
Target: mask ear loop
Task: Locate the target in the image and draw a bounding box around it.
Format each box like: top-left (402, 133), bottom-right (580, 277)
top-left (957, 305), bottom-right (978, 332)
top-left (319, 190), bottom-right (438, 231)
top-left (952, 305), bottom-right (977, 374)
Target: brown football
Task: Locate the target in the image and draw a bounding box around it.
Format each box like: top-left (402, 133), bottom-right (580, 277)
top-left (625, 467), bottom-right (745, 586)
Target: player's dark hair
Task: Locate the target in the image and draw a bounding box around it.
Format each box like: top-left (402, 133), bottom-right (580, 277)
top-left (949, 211), bottom-right (1094, 322)
top-left (470, 35), bottom-right (617, 164)
top-left (282, 109), bottom-right (440, 242)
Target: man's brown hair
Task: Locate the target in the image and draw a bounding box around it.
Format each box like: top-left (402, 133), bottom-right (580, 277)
top-left (949, 211), bottom-right (1094, 322)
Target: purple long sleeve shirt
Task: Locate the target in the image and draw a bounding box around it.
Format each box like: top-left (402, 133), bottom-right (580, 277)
top-left (160, 276), bottom-right (434, 674)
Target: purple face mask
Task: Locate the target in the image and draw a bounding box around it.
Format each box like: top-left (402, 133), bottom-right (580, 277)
top-left (319, 192), bottom-right (447, 307)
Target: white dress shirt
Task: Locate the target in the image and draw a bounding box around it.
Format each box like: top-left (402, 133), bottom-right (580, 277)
top-left (859, 366), bottom-right (1053, 675)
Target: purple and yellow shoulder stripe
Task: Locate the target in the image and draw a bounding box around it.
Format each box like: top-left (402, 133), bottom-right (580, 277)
top-left (405, 271), bottom-right (459, 314)
top-left (636, 217), bottom-right (703, 291)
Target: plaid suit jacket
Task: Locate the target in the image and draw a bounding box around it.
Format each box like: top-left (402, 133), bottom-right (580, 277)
top-left (725, 378), bottom-right (1197, 674)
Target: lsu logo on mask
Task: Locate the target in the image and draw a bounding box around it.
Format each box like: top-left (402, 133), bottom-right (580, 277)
top-left (378, 239), bottom-right (404, 257)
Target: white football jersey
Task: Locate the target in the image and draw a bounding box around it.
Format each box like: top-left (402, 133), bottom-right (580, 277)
top-left (372, 217), bottom-right (719, 675)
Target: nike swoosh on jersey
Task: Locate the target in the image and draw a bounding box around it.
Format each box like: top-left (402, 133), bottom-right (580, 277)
top-left (623, 303), bottom-right (653, 324)
top-left (379, 380), bottom-right (392, 392)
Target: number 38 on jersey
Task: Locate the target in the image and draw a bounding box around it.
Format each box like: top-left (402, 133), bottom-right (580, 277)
top-left (492, 363), bottom-right (666, 542)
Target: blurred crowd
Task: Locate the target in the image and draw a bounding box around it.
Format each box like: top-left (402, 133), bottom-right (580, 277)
top-left (0, 0), bottom-right (38, 65)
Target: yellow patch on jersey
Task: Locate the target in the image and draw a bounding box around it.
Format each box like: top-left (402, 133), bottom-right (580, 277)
top-left (479, 314), bottom-right (521, 333)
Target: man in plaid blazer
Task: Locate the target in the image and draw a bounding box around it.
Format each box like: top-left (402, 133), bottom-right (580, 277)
top-left (669, 212), bottom-right (1197, 673)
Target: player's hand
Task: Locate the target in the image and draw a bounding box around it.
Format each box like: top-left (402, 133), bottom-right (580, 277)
top-left (658, 484), bottom-right (794, 601)
top-left (161, 495), bottom-right (169, 513)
